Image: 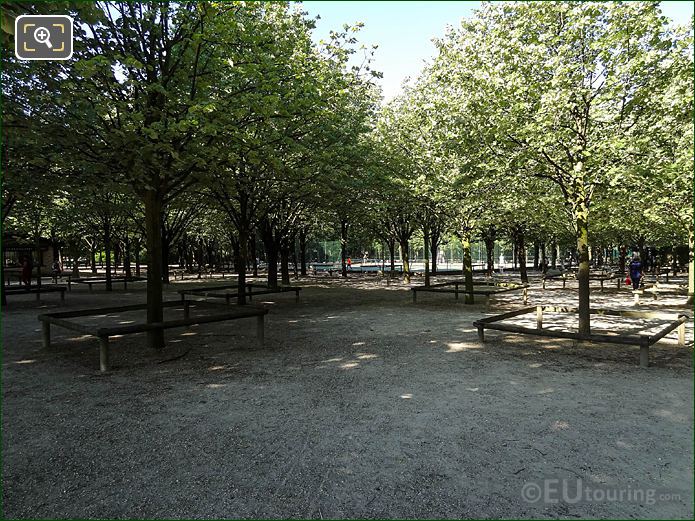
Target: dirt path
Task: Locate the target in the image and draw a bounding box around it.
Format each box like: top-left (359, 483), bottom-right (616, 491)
top-left (2, 277), bottom-right (693, 518)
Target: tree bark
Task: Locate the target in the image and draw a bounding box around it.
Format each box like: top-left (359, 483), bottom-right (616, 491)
top-left (551, 240), bottom-right (557, 269)
top-left (399, 239), bottom-right (411, 283)
top-left (388, 238), bottom-right (395, 272)
top-left (533, 242), bottom-right (539, 270)
top-left (104, 221), bottom-right (112, 291)
top-left (430, 227), bottom-right (440, 275)
top-left (461, 231), bottom-right (474, 304)
top-left (575, 199), bottom-right (591, 337)
top-left (484, 234), bottom-right (495, 277)
top-left (144, 190), bottom-right (165, 350)
top-left (237, 225), bottom-right (249, 305)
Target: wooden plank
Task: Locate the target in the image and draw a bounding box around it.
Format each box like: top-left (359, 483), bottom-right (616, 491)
top-left (473, 306), bottom-right (537, 325)
top-left (40, 300), bottom-right (185, 320)
top-left (480, 322), bottom-right (644, 345)
top-left (96, 308), bottom-right (267, 336)
top-left (647, 316), bottom-right (689, 345)
top-left (38, 315), bottom-right (97, 335)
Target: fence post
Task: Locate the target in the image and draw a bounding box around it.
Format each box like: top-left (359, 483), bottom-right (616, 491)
top-left (536, 306), bottom-right (543, 330)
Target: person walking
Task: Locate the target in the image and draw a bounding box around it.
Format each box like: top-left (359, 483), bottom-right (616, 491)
top-left (629, 255), bottom-right (643, 290)
top-left (20, 256), bottom-right (32, 287)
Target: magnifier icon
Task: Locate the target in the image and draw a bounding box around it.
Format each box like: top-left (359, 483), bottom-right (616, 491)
top-left (33, 26), bottom-right (52, 48)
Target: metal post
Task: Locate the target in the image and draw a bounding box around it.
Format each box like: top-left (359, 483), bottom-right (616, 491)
top-left (536, 306), bottom-right (543, 330)
top-left (99, 336), bottom-right (110, 372)
top-left (455, 283), bottom-right (459, 300)
top-left (523, 287), bottom-right (528, 305)
top-left (256, 314), bottom-right (265, 346)
top-left (639, 339), bottom-right (649, 368)
top-left (42, 321), bottom-right (51, 349)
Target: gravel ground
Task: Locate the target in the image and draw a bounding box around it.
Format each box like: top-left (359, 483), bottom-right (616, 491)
top-left (2, 275), bottom-right (693, 519)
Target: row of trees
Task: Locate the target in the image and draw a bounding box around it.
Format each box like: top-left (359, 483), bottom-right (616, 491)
top-left (3, 2), bottom-right (692, 341)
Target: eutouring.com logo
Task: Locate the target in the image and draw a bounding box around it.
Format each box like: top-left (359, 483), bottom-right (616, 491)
top-left (521, 479), bottom-right (681, 506)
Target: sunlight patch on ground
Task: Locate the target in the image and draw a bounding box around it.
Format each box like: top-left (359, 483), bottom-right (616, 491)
top-left (321, 357), bottom-right (343, 363)
top-left (528, 363), bottom-right (543, 368)
top-left (400, 393), bottom-right (413, 399)
top-left (208, 365), bottom-right (226, 371)
top-left (356, 353), bottom-right (377, 360)
top-left (537, 388), bottom-right (554, 394)
top-left (446, 341), bottom-right (481, 352)
top-left (552, 420), bottom-right (570, 430)
top-left (14, 359), bottom-right (36, 364)
top-left (352, 341), bottom-right (365, 346)
top-left (180, 332), bottom-right (198, 336)
top-left (466, 387), bottom-right (479, 392)
top-left (206, 383), bottom-right (225, 389)
top-left (340, 362), bottom-right (359, 369)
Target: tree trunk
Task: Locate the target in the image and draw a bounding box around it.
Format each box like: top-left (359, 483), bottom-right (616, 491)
top-left (261, 222), bottom-right (279, 289)
top-left (299, 229), bottom-right (307, 276)
top-left (484, 235), bottom-right (495, 277)
top-left (575, 200), bottom-right (591, 337)
top-left (424, 222), bottom-right (430, 287)
top-left (551, 240), bottom-right (557, 269)
top-left (461, 231), bottom-right (474, 304)
top-left (430, 228), bottom-right (440, 275)
top-left (517, 229), bottom-right (528, 284)
top-left (533, 242), bottom-right (539, 270)
top-left (104, 221), bottom-right (112, 291)
top-left (399, 239), bottom-right (411, 283)
top-left (72, 250), bottom-right (80, 277)
top-left (340, 219), bottom-right (348, 278)
top-left (252, 232), bottom-right (258, 278)
top-left (144, 190), bottom-right (165, 350)
top-left (388, 238), bottom-right (395, 271)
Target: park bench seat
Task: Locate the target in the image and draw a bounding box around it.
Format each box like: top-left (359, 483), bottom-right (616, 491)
top-left (38, 300), bottom-right (268, 371)
top-left (4, 285), bottom-right (67, 302)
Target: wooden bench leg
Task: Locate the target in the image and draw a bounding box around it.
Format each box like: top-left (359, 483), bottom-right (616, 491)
top-left (536, 306), bottom-right (543, 330)
top-left (99, 336), bottom-right (110, 372)
top-left (256, 314), bottom-right (265, 346)
top-left (42, 321), bottom-right (51, 349)
top-left (477, 325), bottom-right (485, 343)
top-left (639, 340), bottom-right (649, 368)
top-left (678, 322), bottom-right (685, 346)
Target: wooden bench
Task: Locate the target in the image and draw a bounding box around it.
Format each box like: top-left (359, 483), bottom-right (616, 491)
top-left (38, 300), bottom-right (268, 371)
top-left (473, 306), bottom-right (688, 368)
top-left (179, 283), bottom-right (302, 304)
top-left (69, 276), bottom-right (146, 292)
top-left (411, 280), bottom-right (528, 306)
top-left (4, 285), bottom-right (67, 302)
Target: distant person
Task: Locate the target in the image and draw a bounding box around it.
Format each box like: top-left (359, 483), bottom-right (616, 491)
top-left (499, 253), bottom-right (505, 273)
top-left (347, 257), bottom-right (352, 271)
top-left (629, 255), bottom-right (643, 290)
top-left (51, 260), bottom-right (62, 283)
top-left (20, 256), bottom-right (32, 287)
